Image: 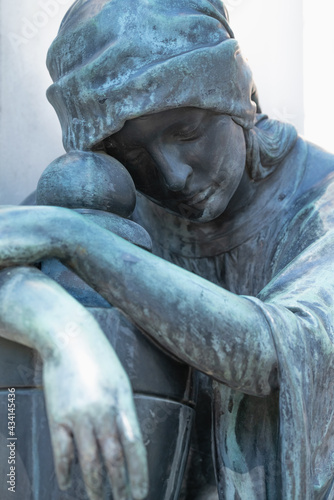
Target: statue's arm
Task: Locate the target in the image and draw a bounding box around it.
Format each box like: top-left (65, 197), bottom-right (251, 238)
top-left (0, 206), bottom-right (277, 396)
top-left (0, 265), bottom-right (148, 500)
top-left (70, 227), bottom-right (277, 396)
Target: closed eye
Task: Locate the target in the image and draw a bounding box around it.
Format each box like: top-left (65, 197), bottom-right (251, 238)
top-left (124, 148), bottom-right (146, 164)
top-left (171, 125), bottom-right (202, 142)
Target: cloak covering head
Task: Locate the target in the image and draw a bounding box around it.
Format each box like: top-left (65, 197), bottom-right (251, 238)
top-left (47, 0), bottom-right (257, 152)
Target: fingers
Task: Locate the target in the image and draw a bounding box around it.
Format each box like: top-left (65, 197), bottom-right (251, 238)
top-left (74, 421), bottom-right (104, 500)
top-left (117, 406), bottom-right (149, 500)
top-left (96, 413), bottom-right (129, 500)
top-left (49, 423), bottom-right (75, 490)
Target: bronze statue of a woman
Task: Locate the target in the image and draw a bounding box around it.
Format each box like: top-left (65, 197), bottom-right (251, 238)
top-left (1, 1), bottom-right (334, 499)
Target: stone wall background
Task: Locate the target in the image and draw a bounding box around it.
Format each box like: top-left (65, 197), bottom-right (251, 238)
top-left (0, 0), bottom-right (332, 205)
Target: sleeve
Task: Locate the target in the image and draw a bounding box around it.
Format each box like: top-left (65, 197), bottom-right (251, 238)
top-left (249, 228), bottom-right (334, 499)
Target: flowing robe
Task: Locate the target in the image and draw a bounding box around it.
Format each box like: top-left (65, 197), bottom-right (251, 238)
top-left (134, 137), bottom-right (334, 499)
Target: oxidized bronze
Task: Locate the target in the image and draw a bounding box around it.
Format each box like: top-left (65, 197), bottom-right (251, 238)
top-left (1, 1), bottom-right (334, 499)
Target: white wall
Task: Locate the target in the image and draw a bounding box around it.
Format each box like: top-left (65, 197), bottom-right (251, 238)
top-left (0, 0), bottom-right (330, 205)
top-left (303, 0), bottom-right (334, 152)
top-left (0, 0), bottom-right (72, 205)
top-left (229, 0), bottom-right (304, 133)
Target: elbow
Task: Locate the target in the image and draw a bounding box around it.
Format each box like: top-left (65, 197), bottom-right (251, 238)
top-left (203, 348), bottom-right (279, 398)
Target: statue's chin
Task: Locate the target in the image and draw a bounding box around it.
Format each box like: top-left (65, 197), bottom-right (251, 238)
top-left (174, 208), bottom-right (221, 224)
top-left (142, 192), bottom-right (225, 223)
top-left (163, 203), bottom-right (223, 223)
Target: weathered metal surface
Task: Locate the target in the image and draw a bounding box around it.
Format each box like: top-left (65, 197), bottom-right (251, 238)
top-left (0, 388), bottom-right (193, 500)
top-left (2, 1), bottom-right (334, 499)
top-left (36, 152), bottom-right (136, 218)
top-left (0, 340), bottom-right (37, 388)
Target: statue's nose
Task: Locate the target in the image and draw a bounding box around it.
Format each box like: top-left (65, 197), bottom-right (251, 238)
top-left (161, 162), bottom-right (193, 192)
top-left (150, 145), bottom-right (193, 192)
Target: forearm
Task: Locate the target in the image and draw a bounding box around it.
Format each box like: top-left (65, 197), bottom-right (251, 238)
top-left (0, 207), bottom-right (277, 395)
top-left (64, 220), bottom-right (277, 395)
top-left (0, 264), bottom-right (148, 500)
top-left (0, 266), bottom-right (115, 364)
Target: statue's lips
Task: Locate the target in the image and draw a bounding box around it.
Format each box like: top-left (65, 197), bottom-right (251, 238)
top-left (178, 186), bottom-right (214, 207)
top-left (148, 186), bottom-right (215, 212)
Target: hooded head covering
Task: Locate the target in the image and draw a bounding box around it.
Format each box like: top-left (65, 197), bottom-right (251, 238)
top-left (47, 0), bottom-right (257, 152)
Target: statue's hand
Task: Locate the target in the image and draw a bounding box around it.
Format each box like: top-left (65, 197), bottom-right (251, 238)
top-left (43, 332), bottom-right (148, 500)
top-left (0, 265), bottom-right (148, 500)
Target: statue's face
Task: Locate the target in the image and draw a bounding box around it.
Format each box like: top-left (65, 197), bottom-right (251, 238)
top-left (109, 107), bottom-right (246, 222)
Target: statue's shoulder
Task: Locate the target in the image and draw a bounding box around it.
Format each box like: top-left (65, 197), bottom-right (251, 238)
top-left (299, 139), bottom-right (334, 194)
top-left (289, 139), bottom-right (334, 230)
